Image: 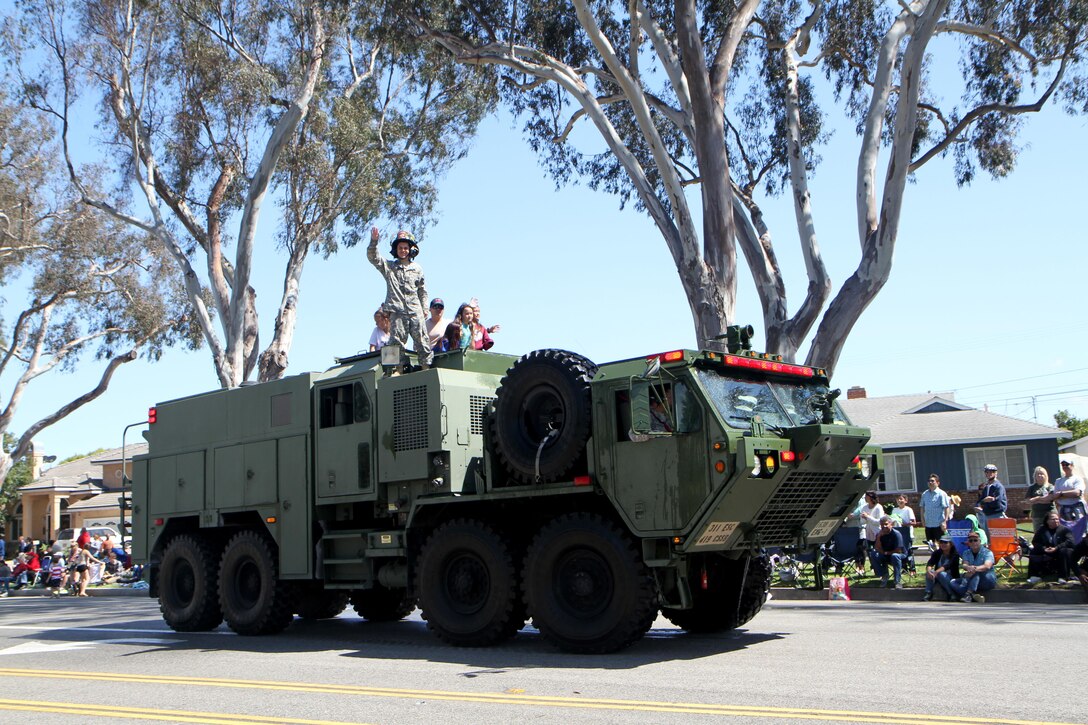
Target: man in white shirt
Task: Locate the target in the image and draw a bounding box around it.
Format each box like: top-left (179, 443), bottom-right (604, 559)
top-left (1052, 459), bottom-right (1086, 522)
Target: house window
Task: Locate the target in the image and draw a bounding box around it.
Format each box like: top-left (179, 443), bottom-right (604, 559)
top-left (879, 452), bottom-right (916, 492)
top-left (963, 446), bottom-right (1029, 487)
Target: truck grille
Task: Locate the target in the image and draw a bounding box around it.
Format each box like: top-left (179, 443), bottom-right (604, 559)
top-left (754, 471), bottom-right (844, 546)
top-left (393, 386), bottom-right (428, 451)
top-left (469, 395), bottom-right (495, 435)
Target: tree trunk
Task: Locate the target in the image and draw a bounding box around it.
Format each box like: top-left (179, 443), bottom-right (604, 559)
top-left (257, 243), bottom-right (309, 382)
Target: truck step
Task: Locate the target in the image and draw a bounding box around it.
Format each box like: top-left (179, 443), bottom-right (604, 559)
top-left (323, 557), bottom-right (367, 565)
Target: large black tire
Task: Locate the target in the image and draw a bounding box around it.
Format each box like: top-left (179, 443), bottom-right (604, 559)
top-left (490, 349), bottom-right (597, 484)
top-left (661, 552), bottom-right (771, 633)
top-left (294, 588), bottom-right (349, 620)
top-left (350, 585), bottom-right (416, 622)
top-left (218, 530), bottom-right (294, 636)
top-left (416, 519), bottom-right (522, 647)
top-left (159, 534), bottom-right (223, 632)
top-left (524, 513), bottom-right (657, 654)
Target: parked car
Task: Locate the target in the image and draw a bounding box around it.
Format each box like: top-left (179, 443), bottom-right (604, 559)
top-left (51, 526), bottom-right (123, 553)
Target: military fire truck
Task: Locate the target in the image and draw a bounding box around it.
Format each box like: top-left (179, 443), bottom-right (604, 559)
top-left (132, 329), bottom-right (879, 653)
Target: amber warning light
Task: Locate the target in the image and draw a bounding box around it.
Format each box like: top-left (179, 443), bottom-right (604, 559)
top-left (148, 406), bottom-right (157, 424)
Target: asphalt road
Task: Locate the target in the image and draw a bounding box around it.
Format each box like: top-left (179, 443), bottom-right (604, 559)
top-left (0, 594), bottom-right (1083, 725)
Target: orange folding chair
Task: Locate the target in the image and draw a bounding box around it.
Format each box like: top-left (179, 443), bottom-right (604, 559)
top-left (987, 518), bottom-right (1022, 578)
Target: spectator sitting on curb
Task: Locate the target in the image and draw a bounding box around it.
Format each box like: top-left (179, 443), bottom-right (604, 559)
top-left (873, 516), bottom-right (907, 589)
top-left (1026, 512), bottom-right (1076, 585)
top-left (949, 532), bottom-right (996, 603)
top-left (922, 534), bottom-right (961, 601)
top-left (0, 559), bottom-right (13, 597)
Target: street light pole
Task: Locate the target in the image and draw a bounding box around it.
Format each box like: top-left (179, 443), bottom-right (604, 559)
top-left (119, 419), bottom-right (149, 549)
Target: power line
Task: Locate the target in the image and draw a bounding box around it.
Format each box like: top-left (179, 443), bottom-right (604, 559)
top-left (950, 367), bottom-right (1088, 392)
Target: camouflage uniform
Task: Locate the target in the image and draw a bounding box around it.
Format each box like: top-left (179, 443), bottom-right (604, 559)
top-left (367, 233), bottom-right (432, 368)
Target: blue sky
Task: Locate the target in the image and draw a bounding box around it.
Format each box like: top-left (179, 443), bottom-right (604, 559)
top-left (6, 90), bottom-right (1087, 462)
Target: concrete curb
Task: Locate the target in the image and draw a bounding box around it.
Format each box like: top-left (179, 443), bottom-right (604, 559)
top-left (771, 585), bottom-right (1087, 604)
top-left (3, 586), bottom-right (146, 599)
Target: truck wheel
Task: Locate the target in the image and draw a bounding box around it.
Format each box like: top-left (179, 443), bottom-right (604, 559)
top-left (350, 586), bottom-right (416, 621)
top-left (159, 534), bottom-right (223, 632)
top-left (661, 553), bottom-right (771, 633)
top-left (524, 513), bottom-right (656, 654)
top-left (417, 519), bottom-right (522, 646)
top-left (491, 349), bottom-right (596, 484)
top-left (218, 530), bottom-right (294, 636)
top-left (294, 588), bottom-right (349, 620)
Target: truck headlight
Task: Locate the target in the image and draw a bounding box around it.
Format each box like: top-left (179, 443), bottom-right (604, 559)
top-left (860, 456), bottom-right (871, 479)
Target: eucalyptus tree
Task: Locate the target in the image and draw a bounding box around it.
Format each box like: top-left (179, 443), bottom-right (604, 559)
top-left (8, 0), bottom-right (494, 387)
top-left (0, 91), bottom-right (190, 486)
top-left (410, 0), bottom-right (1086, 371)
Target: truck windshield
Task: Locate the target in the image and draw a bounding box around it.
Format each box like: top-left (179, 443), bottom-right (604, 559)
top-left (694, 369), bottom-right (850, 429)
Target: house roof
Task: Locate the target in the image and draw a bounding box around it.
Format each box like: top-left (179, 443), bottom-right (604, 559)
top-left (19, 442), bottom-right (145, 493)
top-left (841, 393), bottom-right (1067, 448)
top-left (91, 442), bottom-right (148, 465)
top-left (65, 491), bottom-right (125, 512)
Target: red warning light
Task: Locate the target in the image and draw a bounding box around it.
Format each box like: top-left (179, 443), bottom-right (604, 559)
top-left (148, 406), bottom-right (157, 424)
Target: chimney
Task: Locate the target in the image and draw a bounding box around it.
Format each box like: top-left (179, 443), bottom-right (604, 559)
top-left (847, 386), bottom-right (867, 400)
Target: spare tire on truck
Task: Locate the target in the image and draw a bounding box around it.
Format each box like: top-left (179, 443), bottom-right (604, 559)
top-left (490, 349), bottom-right (597, 484)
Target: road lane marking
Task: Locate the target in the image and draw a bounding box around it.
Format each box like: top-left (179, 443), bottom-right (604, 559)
top-left (0, 669), bottom-right (1076, 724)
top-left (0, 698), bottom-right (372, 725)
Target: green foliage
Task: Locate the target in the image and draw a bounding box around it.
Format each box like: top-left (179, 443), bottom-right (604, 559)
top-left (1055, 410), bottom-right (1088, 444)
top-left (57, 448), bottom-right (108, 465)
top-left (1, 434), bottom-right (31, 514)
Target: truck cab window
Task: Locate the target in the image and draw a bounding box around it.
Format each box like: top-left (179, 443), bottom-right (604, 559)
top-left (319, 384), bottom-right (354, 428)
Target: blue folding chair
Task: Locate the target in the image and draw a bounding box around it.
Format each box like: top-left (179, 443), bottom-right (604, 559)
top-left (947, 520), bottom-right (974, 555)
top-left (824, 526), bottom-right (864, 576)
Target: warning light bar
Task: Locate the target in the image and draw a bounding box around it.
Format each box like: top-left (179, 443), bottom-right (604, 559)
top-left (723, 355), bottom-right (815, 377)
top-left (648, 350), bottom-right (685, 363)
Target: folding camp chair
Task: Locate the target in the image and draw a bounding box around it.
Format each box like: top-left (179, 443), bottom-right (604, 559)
top-left (894, 525), bottom-right (918, 578)
top-left (947, 520), bottom-right (974, 555)
top-left (1064, 516), bottom-right (1088, 545)
top-left (768, 546), bottom-right (824, 589)
top-left (987, 518), bottom-right (1022, 578)
top-left (824, 526), bottom-right (865, 577)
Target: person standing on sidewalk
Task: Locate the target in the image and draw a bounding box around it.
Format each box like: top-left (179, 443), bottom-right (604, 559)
top-left (919, 474), bottom-right (953, 548)
top-left (949, 532), bottom-right (997, 603)
top-left (1051, 459), bottom-right (1086, 522)
top-left (974, 463), bottom-right (1008, 536)
top-left (1025, 466), bottom-right (1057, 533)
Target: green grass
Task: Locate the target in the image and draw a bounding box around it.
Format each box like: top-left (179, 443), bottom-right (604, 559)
top-left (771, 523), bottom-right (1043, 590)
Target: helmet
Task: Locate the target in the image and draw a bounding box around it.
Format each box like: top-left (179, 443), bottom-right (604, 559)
top-left (390, 230), bottom-right (419, 260)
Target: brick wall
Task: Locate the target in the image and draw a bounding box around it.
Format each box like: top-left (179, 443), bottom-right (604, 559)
top-left (874, 488), bottom-right (1034, 523)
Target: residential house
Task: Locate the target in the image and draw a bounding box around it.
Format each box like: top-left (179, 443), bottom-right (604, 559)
top-left (840, 388), bottom-right (1067, 518)
top-left (13, 443), bottom-right (143, 543)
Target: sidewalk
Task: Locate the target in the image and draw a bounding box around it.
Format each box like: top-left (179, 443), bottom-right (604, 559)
top-left (772, 584), bottom-right (1087, 604)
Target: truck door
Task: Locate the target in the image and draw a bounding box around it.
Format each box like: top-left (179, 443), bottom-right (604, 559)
top-left (609, 380), bottom-right (706, 532)
top-left (314, 378), bottom-right (375, 499)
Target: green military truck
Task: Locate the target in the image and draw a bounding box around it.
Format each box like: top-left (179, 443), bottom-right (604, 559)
top-left (132, 331), bottom-right (879, 653)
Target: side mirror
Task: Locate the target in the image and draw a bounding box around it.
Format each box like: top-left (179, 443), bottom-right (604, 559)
top-left (630, 380), bottom-right (653, 434)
